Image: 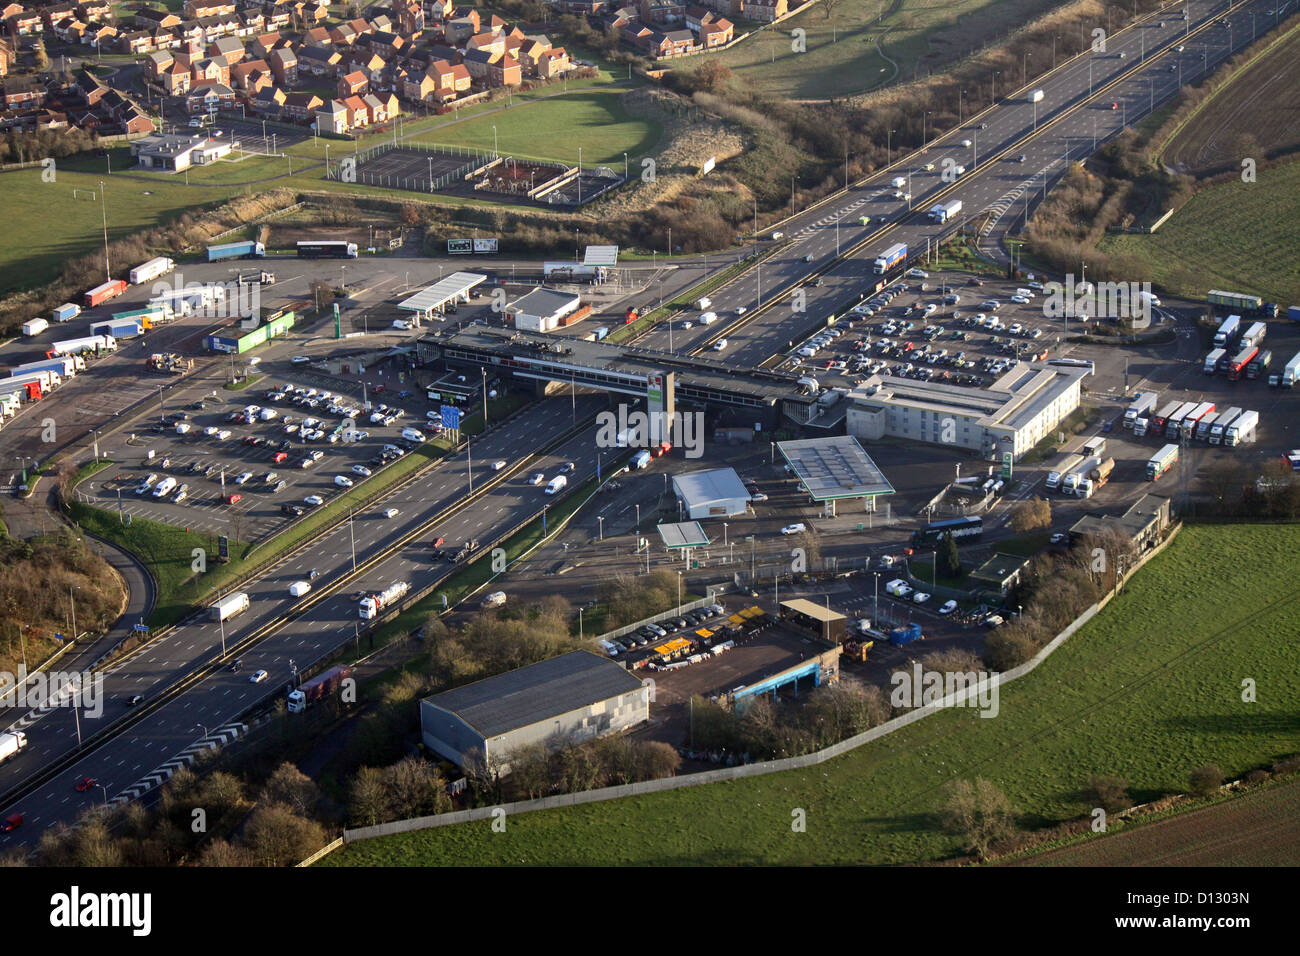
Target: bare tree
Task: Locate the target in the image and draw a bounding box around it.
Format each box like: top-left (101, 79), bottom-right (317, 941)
top-left (262, 762), bottom-right (321, 818)
top-left (348, 767), bottom-right (390, 827)
top-left (1083, 774), bottom-right (1133, 813)
top-left (939, 778), bottom-right (1018, 861)
top-left (242, 803), bottom-right (327, 867)
top-left (1189, 764), bottom-right (1223, 797)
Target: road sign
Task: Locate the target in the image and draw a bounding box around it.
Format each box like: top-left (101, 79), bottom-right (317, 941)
top-left (447, 239), bottom-right (473, 254)
top-left (218, 535), bottom-right (229, 560)
top-left (440, 405), bottom-right (461, 430)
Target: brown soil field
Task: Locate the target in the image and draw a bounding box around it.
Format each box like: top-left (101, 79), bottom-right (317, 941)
top-left (1018, 777), bottom-right (1300, 866)
top-left (1164, 24), bottom-right (1300, 176)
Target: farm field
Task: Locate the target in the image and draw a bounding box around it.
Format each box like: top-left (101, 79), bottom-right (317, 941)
top-left (1018, 776), bottom-right (1300, 866)
top-left (686, 0), bottom-right (1067, 100)
top-left (1162, 23), bottom-right (1300, 175)
top-left (321, 523), bottom-right (1300, 867)
top-left (408, 90), bottom-right (662, 166)
top-left (1099, 161), bottom-right (1300, 305)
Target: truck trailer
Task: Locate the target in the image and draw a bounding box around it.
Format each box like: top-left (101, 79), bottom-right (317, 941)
top-left (1213, 314), bottom-right (1241, 347)
top-left (1207, 407), bottom-right (1242, 444)
top-left (1124, 392), bottom-right (1157, 428)
top-left (21, 318), bottom-right (48, 337)
top-left (50, 334), bottom-right (116, 356)
top-left (1164, 401), bottom-right (1198, 439)
top-left (207, 241), bottom-right (265, 261)
top-left (89, 319), bottom-right (144, 339)
top-left (1150, 400), bottom-right (1183, 434)
top-left (1063, 456), bottom-right (1101, 495)
top-left (287, 665), bottom-right (353, 713)
top-left (1203, 348), bottom-right (1225, 374)
top-left (128, 257), bottom-right (175, 284)
top-left (1146, 444), bottom-right (1179, 480)
top-left (928, 199), bottom-right (962, 224)
top-left (359, 582), bottom-right (408, 620)
top-left (209, 591), bottom-right (250, 623)
top-left (1224, 409), bottom-right (1258, 446)
top-left (84, 279), bottom-right (128, 308)
top-left (1179, 401), bottom-right (1216, 440)
top-left (1227, 345), bottom-right (1259, 381)
top-left (0, 731), bottom-right (27, 764)
top-left (1241, 321), bottom-right (1267, 350)
top-left (873, 243), bottom-right (907, 275)
top-left (52, 303), bottom-right (81, 323)
top-left (1275, 351), bottom-right (1300, 388)
top-left (1246, 349), bottom-right (1272, 380)
top-left (9, 356), bottom-right (78, 380)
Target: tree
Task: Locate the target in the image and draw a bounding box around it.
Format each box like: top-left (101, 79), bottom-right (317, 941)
top-left (1083, 774), bottom-right (1133, 813)
top-left (1010, 496), bottom-right (1051, 533)
top-left (242, 804), bottom-right (327, 867)
top-left (1189, 763), bottom-right (1223, 797)
top-left (348, 767), bottom-right (391, 827)
top-left (261, 762), bottom-right (321, 818)
top-left (33, 40), bottom-right (50, 73)
top-left (939, 778), bottom-right (1017, 861)
top-left (937, 530), bottom-right (962, 578)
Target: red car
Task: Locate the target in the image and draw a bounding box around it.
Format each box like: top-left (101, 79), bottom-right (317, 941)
top-left (372, 384), bottom-right (385, 393)
top-left (224, 493), bottom-right (242, 505)
top-left (75, 777), bottom-right (96, 792)
top-left (273, 452), bottom-right (288, 463)
top-left (1110, 102), bottom-right (1119, 110)
top-left (1, 813), bottom-right (21, 832)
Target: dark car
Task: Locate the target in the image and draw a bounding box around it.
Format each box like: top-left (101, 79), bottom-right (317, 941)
top-left (74, 777), bottom-right (96, 792)
top-left (281, 503), bottom-right (304, 516)
top-left (0, 813), bottom-right (21, 832)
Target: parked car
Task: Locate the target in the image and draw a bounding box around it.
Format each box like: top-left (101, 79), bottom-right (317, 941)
top-left (939, 599), bottom-right (958, 615)
top-left (781, 523), bottom-right (806, 535)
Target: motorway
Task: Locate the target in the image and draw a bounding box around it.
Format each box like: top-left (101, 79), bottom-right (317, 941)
top-left (0, 392), bottom-right (611, 844)
top-left (633, 0), bottom-right (1289, 366)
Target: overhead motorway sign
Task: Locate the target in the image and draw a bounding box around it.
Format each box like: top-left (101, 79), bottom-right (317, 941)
top-left (441, 405), bottom-right (462, 430)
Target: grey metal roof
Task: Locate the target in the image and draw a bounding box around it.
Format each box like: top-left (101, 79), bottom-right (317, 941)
top-left (777, 436), bottom-right (895, 500)
top-left (509, 287), bottom-right (580, 317)
top-left (672, 467), bottom-right (749, 509)
top-left (397, 272), bottom-right (487, 313)
top-left (423, 650), bottom-right (644, 739)
top-left (583, 245), bottom-right (619, 266)
top-left (657, 521), bottom-right (710, 548)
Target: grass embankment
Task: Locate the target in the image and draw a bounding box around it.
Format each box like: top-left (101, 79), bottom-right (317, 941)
top-left (323, 523), bottom-right (1300, 866)
top-left (1097, 162), bottom-right (1300, 305)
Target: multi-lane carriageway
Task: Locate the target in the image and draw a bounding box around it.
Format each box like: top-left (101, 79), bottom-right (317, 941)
top-left (636, 0), bottom-right (1291, 368)
top-left (0, 397), bottom-right (611, 844)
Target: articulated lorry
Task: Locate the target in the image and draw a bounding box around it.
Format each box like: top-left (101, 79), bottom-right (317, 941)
top-left (873, 243), bottom-right (907, 275)
top-left (359, 581), bottom-right (409, 620)
top-left (1075, 457), bottom-right (1115, 498)
top-left (0, 730), bottom-right (27, 764)
top-left (1246, 349), bottom-right (1272, 380)
top-left (84, 279), bottom-right (128, 308)
top-left (128, 257), bottom-right (175, 284)
top-left (1124, 392), bottom-right (1157, 429)
top-left (1240, 321), bottom-right (1267, 350)
top-left (1224, 409), bottom-right (1258, 447)
top-left (1146, 444), bottom-right (1179, 480)
top-left (1203, 348), bottom-right (1225, 374)
top-left (207, 241), bottom-right (265, 261)
top-left (50, 334), bottom-right (116, 357)
top-left (1179, 401), bottom-right (1216, 440)
top-left (928, 200), bottom-right (962, 224)
top-left (1164, 401), bottom-right (1198, 439)
top-left (1213, 314), bottom-right (1241, 348)
top-left (1206, 407), bottom-right (1242, 444)
top-left (1063, 456), bottom-right (1102, 495)
top-left (287, 665), bottom-right (353, 713)
top-left (1271, 351), bottom-right (1300, 388)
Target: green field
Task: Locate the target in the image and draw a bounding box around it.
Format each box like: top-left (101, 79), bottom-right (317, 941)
top-left (690, 0), bottom-right (1063, 100)
top-left (409, 90), bottom-right (661, 167)
top-left (1098, 161), bottom-right (1300, 305)
top-left (322, 523), bottom-right (1300, 866)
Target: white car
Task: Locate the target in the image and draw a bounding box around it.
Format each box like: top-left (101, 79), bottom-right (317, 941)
top-left (234, 472), bottom-right (253, 485)
top-left (383, 508), bottom-right (399, 518)
top-left (204, 426), bottom-right (219, 437)
top-left (750, 492), bottom-right (769, 502)
top-left (291, 356), bottom-right (311, 365)
top-left (1010, 295), bottom-right (1031, 305)
top-left (216, 430), bottom-right (231, 441)
top-left (896, 584), bottom-right (915, 599)
top-left (736, 306), bottom-right (747, 316)
top-left (304, 495), bottom-right (324, 506)
top-left (491, 460), bottom-right (506, 471)
top-left (352, 465), bottom-right (372, 477)
top-left (392, 319), bottom-right (412, 330)
top-left (680, 321), bottom-right (693, 330)
top-left (249, 670), bottom-right (268, 684)
top-left (334, 475), bottom-right (354, 488)
top-left (780, 523), bottom-right (806, 535)
top-left (527, 472), bottom-right (545, 485)
top-left (912, 591), bottom-right (931, 604)
top-left (907, 268), bottom-right (929, 279)
top-left (1050, 532), bottom-right (1069, 544)
top-left (939, 600), bottom-right (958, 615)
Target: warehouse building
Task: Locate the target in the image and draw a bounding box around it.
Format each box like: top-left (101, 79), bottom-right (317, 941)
top-left (672, 467), bottom-right (751, 519)
top-left (419, 650), bottom-right (650, 772)
top-left (845, 363), bottom-right (1088, 461)
top-left (508, 287), bottom-right (584, 332)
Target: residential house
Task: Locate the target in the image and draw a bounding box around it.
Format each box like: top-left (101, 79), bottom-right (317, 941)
top-left (699, 17), bottom-right (732, 47)
top-left (368, 12), bottom-right (391, 32)
top-left (461, 47), bottom-right (493, 82)
top-left (337, 69), bottom-right (367, 98)
top-left (552, 0), bottom-right (604, 13)
top-left (304, 24), bottom-right (329, 45)
top-left (251, 83), bottom-right (285, 114)
top-left (0, 39), bottom-right (14, 78)
top-left (466, 31), bottom-right (504, 56)
top-left (77, 0), bottom-right (111, 21)
top-left (314, 97), bottom-right (347, 133)
top-left (347, 50), bottom-right (386, 84)
top-left (134, 8), bottom-right (182, 30)
top-left (342, 93), bottom-right (368, 127)
top-left (366, 31), bottom-right (404, 59)
top-left (537, 47), bottom-right (570, 79)
top-left (160, 60), bottom-right (193, 94)
top-left (229, 57), bottom-right (269, 89)
top-left (645, 28), bottom-right (693, 57)
top-left (0, 75), bottom-right (44, 108)
top-left (328, 22), bottom-right (357, 45)
top-left (639, 0), bottom-right (685, 24)
top-left (249, 31), bottom-right (282, 58)
top-left (744, 0), bottom-right (785, 21)
top-left (40, 3), bottom-right (78, 28)
top-left (364, 91), bottom-right (396, 123)
top-left (402, 68), bottom-right (437, 102)
top-left (396, 0), bottom-right (422, 34)
top-left (279, 90), bottom-right (321, 120)
top-left (86, 24), bottom-right (117, 50)
top-left (191, 56), bottom-right (230, 86)
top-left (118, 31), bottom-right (157, 55)
top-left (5, 9), bottom-right (44, 35)
top-left (263, 6), bottom-right (290, 28)
top-left (602, 5), bottom-right (639, 34)
top-left (146, 50), bottom-right (175, 77)
top-left (297, 44), bottom-right (340, 76)
top-left (445, 10), bottom-right (478, 42)
top-left (207, 35), bottom-right (246, 65)
top-left (267, 45), bottom-right (296, 85)
top-left (183, 0), bottom-right (236, 17)
top-left (186, 79), bottom-right (236, 113)
top-left (302, 2), bottom-right (328, 25)
top-left (487, 52), bottom-right (520, 87)
top-left (236, 9), bottom-right (264, 35)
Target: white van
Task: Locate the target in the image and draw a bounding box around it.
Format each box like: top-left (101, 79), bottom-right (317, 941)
top-left (546, 475), bottom-right (567, 494)
top-left (482, 591), bottom-right (507, 608)
top-left (712, 339), bottom-right (728, 351)
top-left (400, 427), bottom-right (424, 442)
top-left (631, 450), bottom-right (652, 469)
top-left (699, 311), bottom-right (718, 325)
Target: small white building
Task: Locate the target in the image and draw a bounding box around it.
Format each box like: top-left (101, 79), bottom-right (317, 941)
top-left (508, 287), bottom-right (582, 332)
top-left (672, 467), bottom-right (751, 519)
top-left (132, 131), bottom-right (238, 172)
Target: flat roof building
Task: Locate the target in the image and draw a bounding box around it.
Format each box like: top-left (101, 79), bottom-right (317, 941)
top-left (1069, 492), bottom-right (1172, 553)
top-left (419, 650), bottom-right (649, 772)
top-left (778, 598), bottom-right (847, 643)
top-left (508, 287), bottom-right (582, 332)
top-left (672, 467), bottom-right (750, 520)
top-left (968, 552), bottom-right (1032, 596)
top-left (846, 363), bottom-right (1088, 461)
top-left (132, 130), bottom-right (238, 171)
